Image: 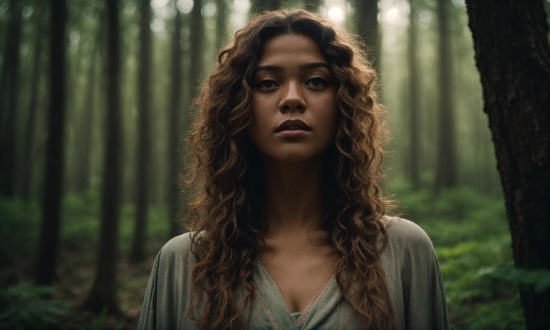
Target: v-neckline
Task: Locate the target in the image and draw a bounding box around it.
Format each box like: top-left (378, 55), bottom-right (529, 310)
top-left (254, 259), bottom-right (340, 329)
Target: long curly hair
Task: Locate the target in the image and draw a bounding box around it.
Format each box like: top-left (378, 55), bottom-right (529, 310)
top-left (186, 9), bottom-right (395, 329)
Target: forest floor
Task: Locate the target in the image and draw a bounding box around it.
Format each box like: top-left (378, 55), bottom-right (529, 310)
top-left (1, 242), bottom-right (162, 329)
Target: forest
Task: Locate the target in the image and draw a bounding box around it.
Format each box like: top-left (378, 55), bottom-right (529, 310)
top-left (0, 0), bottom-right (549, 329)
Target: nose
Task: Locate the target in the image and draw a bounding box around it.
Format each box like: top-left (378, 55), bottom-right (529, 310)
top-left (279, 81), bottom-right (305, 113)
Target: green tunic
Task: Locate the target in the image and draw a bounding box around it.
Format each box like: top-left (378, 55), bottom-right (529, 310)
top-left (138, 217), bottom-right (450, 329)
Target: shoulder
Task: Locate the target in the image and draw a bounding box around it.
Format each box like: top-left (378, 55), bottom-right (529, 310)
top-left (155, 231), bottom-right (200, 267)
top-left (379, 216), bottom-right (438, 271)
top-left (383, 216), bottom-right (435, 252)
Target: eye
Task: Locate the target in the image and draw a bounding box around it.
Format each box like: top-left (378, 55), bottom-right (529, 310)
top-left (306, 76), bottom-right (329, 90)
top-left (257, 79), bottom-right (278, 91)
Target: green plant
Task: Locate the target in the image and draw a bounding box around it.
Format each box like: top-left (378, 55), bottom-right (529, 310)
top-left (0, 283), bottom-right (69, 330)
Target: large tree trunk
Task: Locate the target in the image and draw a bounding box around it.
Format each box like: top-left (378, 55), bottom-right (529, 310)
top-left (354, 0), bottom-right (380, 71)
top-left (434, 0), bottom-right (458, 190)
top-left (168, 4), bottom-right (183, 238)
top-left (83, 0), bottom-right (122, 314)
top-left (465, 1), bottom-right (550, 329)
top-left (22, 8), bottom-right (47, 201)
top-left (407, 0), bottom-right (421, 190)
top-left (0, 0), bottom-right (24, 198)
top-left (35, 0), bottom-right (67, 286)
top-left (129, 0), bottom-right (153, 264)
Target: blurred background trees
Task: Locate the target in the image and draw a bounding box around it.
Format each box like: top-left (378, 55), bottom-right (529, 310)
top-left (0, 0), bottom-right (549, 328)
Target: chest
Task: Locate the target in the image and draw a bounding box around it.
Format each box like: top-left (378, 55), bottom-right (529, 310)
top-left (259, 243), bottom-right (338, 313)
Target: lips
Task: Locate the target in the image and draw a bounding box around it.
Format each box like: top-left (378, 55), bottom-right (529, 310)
top-left (275, 119), bottom-right (311, 133)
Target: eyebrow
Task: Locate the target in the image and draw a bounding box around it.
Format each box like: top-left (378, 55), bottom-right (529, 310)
top-left (254, 62), bottom-right (330, 73)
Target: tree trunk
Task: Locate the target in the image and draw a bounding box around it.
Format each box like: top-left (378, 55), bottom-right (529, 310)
top-left (215, 0), bottom-right (228, 52)
top-left (408, 0), bottom-right (421, 190)
top-left (187, 0), bottom-right (204, 133)
top-left (74, 54), bottom-right (97, 192)
top-left (355, 0), bottom-right (380, 71)
top-left (434, 0), bottom-right (458, 190)
top-left (465, 1), bottom-right (550, 328)
top-left (35, 0), bottom-right (67, 286)
top-left (83, 0), bottom-right (122, 314)
top-left (0, 0), bottom-right (24, 198)
top-left (22, 8), bottom-right (47, 201)
top-left (129, 0), bottom-right (153, 264)
top-left (168, 4), bottom-right (183, 238)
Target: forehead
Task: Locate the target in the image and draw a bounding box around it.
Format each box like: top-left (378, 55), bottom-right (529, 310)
top-left (258, 34), bottom-right (327, 66)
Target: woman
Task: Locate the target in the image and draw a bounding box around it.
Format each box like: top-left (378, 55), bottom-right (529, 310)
top-left (138, 9), bottom-right (449, 330)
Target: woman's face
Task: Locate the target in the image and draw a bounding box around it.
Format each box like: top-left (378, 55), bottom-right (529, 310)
top-left (249, 33), bottom-right (338, 164)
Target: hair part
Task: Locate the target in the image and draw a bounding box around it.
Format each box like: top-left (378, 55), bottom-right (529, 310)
top-left (186, 9), bottom-right (395, 329)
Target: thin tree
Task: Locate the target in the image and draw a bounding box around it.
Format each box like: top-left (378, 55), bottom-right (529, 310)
top-left (167, 3), bottom-right (183, 238)
top-left (304, 0), bottom-right (321, 12)
top-left (75, 10), bottom-right (103, 192)
top-left (74, 52), bottom-right (98, 192)
top-left (215, 0), bottom-right (228, 52)
top-left (187, 0), bottom-right (204, 133)
top-left (434, 0), bottom-right (458, 190)
top-left (129, 0), bottom-right (153, 264)
top-left (83, 0), bottom-right (123, 313)
top-left (22, 5), bottom-right (47, 200)
top-left (0, 0), bottom-right (24, 198)
top-left (407, 0), bottom-right (421, 190)
top-left (465, 0), bottom-right (550, 328)
top-left (35, 0), bottom-right (67, 286)
top-left (354, 0), bottom-right (380, 71)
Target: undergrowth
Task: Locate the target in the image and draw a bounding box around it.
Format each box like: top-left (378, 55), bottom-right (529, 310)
top-left (2, 184), bottom-right (548, 329)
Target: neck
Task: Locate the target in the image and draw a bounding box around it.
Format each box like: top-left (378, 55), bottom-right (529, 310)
top-left (261, 157), bottom-right (325, 236)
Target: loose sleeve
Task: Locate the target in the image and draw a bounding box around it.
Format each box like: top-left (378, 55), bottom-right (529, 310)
top-left (136, 233), bottom-right (198, 330)
top-left (137, 250), bottom-right (162, 330)
top-left (382, 217), bottom-right (451, 330)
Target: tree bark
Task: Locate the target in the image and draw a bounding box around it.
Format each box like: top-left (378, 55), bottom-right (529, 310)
top-left (434, 0), bottom-right (458, 190)
top-left (0, 0), bottom-right (24, 198)
top-left (35, 0), bottom-right (67, 286)
top-left (168, 4), bottom-right (183, 238)
top-left (129, 0), bottom-right (153, 264)
top-left (407, 0), bottom-right (421, 190)
top-left (354, 0), bottom-right (380, 71)
top-left (83, 0), bottom-right (122, 314)
top-left (465, 0), bottom-right (550, 328)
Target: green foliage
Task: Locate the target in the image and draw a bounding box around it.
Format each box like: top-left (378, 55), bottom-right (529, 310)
top-left (0, 198), bottom-right (40, 266)
top-left (0, 283), bottom-right (69, 330)
top-left (388, 183), bottom-right (526, 329)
